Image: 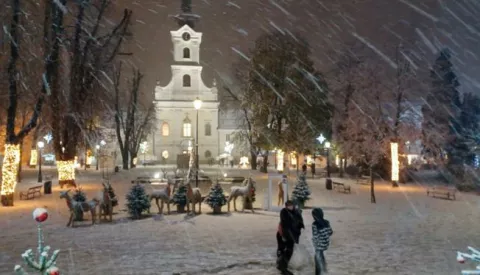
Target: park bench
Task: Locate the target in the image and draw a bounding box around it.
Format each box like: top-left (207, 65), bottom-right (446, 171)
top-left (19, 185), bottom-right (43, 200)
top-left (427, 186), bottom-right (456, 200)
top-left (356, 176), bottom-right (370, 185)
top-left (218, 176), bottom-right (245, 184)
top-left (332, 181), bottom-right (351, 193)
top-left (131, 177), bottom-right (152, 184)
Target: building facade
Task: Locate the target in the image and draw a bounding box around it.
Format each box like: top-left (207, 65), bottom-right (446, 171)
top-left (149, 23), bottom-right (220, 164)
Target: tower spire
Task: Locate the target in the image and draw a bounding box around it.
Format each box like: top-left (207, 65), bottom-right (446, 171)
top-left (175, 0), bottom-right (199, 29)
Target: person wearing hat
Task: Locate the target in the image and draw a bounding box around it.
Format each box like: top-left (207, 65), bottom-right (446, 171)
top-left (312, 208), bottom-right (333, 274)
top-left (276, 200), bottom-right (304, 275)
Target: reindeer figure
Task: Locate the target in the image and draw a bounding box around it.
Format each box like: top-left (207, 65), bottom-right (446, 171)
top-left (148, 183), bottom-right (172, 215)
top-left (185, 182), bottom-right (202, 214)
top-left (97, 181), bottom-right (113, 222)
top-left (227, 177), bottom-right (255, 213)
top-left (60, 190), bottom-right (98, 227)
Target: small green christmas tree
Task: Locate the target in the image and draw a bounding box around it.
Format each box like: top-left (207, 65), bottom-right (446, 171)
top-left (72, 187), bottom-right (86, 202)
top-left (205, 183), bottom-right (227, 212)
top-left (126, 184), bottom-right (151, 219)
top-left (291, 174), bottom-right (311, 208)
top-left (72, 187), bottom-right (86, 221)
top-left (106, 184), bottom-right (118, 207)
top-left (172, 185), bottom-right (188, 206)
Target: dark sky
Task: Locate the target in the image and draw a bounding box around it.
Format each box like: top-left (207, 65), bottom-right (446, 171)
top-left (112, 0), bottom-right (479, 98)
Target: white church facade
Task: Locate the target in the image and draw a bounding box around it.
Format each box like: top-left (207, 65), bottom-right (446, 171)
top-left (149, 22), bottom-right (238, 165)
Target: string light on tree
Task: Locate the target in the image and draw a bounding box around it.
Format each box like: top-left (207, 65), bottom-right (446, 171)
top-left (1, 144), bottom-right (21, 206)
top-left (57, 160), bottom-right (75, 188)
top-left (390, 142), bottom-right (399, 187)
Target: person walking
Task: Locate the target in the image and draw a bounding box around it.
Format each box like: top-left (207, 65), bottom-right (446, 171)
top-left (276, 200), bottom-right (303, 275)
top-left (311, 162), bottom-right (316, 179)
top-left (312, 208), bottom-right (333, 275)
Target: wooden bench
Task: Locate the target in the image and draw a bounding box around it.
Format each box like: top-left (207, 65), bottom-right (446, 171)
top-left (332, 181), bottom-right (351, 193)
top-left (218, 177), bottom-right (245, 184)
top-left (356, 176), bottom-right (370, 185)
top-left (131, 177), bottom-right (152, 184)
top-left (19, 185), bottom-right (43, 200)
top-left (427, 186), bottom-right (456, 200)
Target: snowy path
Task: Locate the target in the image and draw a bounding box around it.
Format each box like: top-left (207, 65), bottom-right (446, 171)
top-left (1, 170), bottom-right (479, 274)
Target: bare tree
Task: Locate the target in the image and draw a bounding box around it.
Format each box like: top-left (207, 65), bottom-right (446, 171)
top-left (0, 0), bottom-right (63, 206)
top-left (45, 1), bottom-right (132, 187)
top-left (114, 63), bottom-right (156, 170)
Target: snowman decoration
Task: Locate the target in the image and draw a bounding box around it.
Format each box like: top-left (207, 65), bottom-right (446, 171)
top-left (14, 208), bottom-right (61, 275)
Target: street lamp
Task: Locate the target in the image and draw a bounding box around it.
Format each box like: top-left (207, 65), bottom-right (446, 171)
top-left (325, 141), bottom-right (331, 178)
top-left (193, 97), bottom-right (202, 187)
top-left (37, 141), bottom-right (45, 183)
top-left (95, 144), bottom-right (100, 171)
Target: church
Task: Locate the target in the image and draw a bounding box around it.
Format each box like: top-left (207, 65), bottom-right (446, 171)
top-left (148, 1), bottom-right (239, 165)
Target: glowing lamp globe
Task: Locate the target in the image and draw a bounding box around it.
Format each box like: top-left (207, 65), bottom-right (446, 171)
top-left (33, 208), bottom-right (49, 223)
top-left (193, 97), bottom-right (202, 110)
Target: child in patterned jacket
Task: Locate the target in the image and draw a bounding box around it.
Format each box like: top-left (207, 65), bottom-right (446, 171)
top-left (312, 208), bottom-right (333, 274)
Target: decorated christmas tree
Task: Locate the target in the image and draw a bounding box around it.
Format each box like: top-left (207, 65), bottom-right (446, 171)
top-left (205, 183), bottom-right (227, 213)
top-left (172, 184), bottom-right (188, 207)
top-left (126, 184), bottom-right (151, 219)
top-left (14, 208), bottom-right (60, 275)
top-left (291, 174), bottom-right (311, 208)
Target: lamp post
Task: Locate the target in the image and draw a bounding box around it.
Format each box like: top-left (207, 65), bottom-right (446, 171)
top-left (193, 97), bottom-right (202, 187)
top-left (325, 141), bottom-right (331, 178)
top-left (95, 144), bottom-right (100, 171)
top-left (37, 141), bottom-right (44, 183)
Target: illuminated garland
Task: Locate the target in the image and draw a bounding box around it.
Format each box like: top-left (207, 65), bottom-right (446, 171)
top-left (56, 160), bottom-right (75, 181)
top-left (30, 149), bottom-right (38, 166)
top-left (1, 144), bottom-right (21, 196)
top-left (390, 142), bottom-right (399, 182)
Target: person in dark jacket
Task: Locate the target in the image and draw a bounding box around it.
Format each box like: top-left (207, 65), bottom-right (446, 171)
top-left (312, 208), bottom-right (333, 275)
top-left (276, 200), bottom-right (304, 275)
top-left (301, 163), bottom-right (307, 174)
top-left (311, 163), bottom-right (316, 179)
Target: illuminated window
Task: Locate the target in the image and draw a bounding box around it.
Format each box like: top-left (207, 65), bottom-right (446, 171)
top-left (161, 122), bottom-right (169, 136)
top-left (205, 122), bottom-right (211, 136)
top-left (183, 117), bottom-right (192, 137)
top-left (183, 75), bottom-right (191, 87)
top-left (183, 48), bottom-right (190, 58)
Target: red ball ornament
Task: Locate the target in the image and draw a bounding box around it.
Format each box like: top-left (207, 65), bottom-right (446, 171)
top-left (457, 254), bottom-right (465, 264)
top-left (47, 267), bottom-right (59, 275)
top-left (33, 208), bottom-right (49, 223)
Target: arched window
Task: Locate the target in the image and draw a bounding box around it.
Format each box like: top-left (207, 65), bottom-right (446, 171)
top-left (161, 122), bottom-right (169, 136)
top-left (205, 150), bottom-right (212, 158)
top-left (182, 116), bottom-right (192, 137)
top-left (183, 48), bottom-right (190, 58)
top-left (183, 74), bottom-right (191, 87)
top-left (204, 122), bottom-right (211, 136)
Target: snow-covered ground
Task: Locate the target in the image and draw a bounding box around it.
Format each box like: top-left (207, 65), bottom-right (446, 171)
top-left (1, 168), bottom-right (479, 274)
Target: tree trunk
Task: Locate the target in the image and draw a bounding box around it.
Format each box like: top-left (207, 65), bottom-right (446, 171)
top-left (57, 158), bottom-right (77, 189)
top-left (17, 139), bottom-right (23, 183)
top-left (370, 166), bottom-right (376, 203)
top-left (130, 153), bottom-right (137, 168)
top-left (1, 144), bottom-right (21, 206)
top-left (122, 149), bottom-right (129, 170)
top-left (250, 151), bottom-right (257, 170)
top-left (261, 154), bottom-right (269, 173)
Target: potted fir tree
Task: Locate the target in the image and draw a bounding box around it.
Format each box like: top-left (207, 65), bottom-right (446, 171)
top-left (205, 183), bottom-right (227, 214)
top-left (291, 174), bottom-right (311, 209)
top-left (72, 187), bottom-right (87, 221)
top-left (125, 184), bottom-right (151, 219)
top-left (172, 185), bottom-right (188, 213)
